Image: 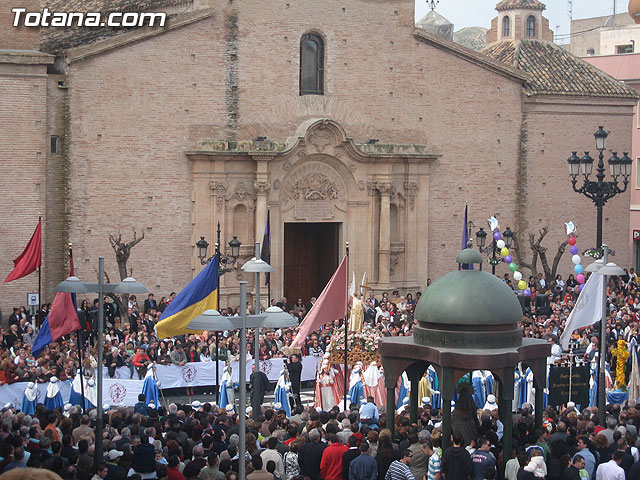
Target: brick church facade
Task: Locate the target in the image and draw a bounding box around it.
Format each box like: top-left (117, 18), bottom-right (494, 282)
top-left (0, 0), bottom-right (637, 307)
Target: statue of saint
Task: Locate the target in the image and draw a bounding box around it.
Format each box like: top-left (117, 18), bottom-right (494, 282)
top-left (349, 292), bottom-right (364, 333)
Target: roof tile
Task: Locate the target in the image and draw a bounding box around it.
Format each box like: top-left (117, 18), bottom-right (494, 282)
top-left (483, 40), bottom-right (639, 99)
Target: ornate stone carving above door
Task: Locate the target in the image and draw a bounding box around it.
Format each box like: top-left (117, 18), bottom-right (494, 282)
top-left (280, 161), bottom-right (347, 221)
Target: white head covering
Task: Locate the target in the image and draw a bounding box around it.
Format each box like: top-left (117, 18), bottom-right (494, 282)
top-left (24, 382), bottom-right (38, 402)
top-left (221, 366), bottom-right (232, 384)
top-left (191, 401), bottom-right (201, 409)
top-left (363, 362), bottom-right (382, 387)
top-left (225, 404), bottom-right (234, 413)
top-left (274, 402), bottom-right (282, 410)
top-left (46, 377), bottom-right (60, 398)
top-left (483, 394), bottom-right (498, 411)
top-left (349, 366), bottom-right (362, 390)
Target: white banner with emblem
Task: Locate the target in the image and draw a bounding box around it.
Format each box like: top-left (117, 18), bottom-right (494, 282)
top-left (101, 357), bottom-right (322, 386)
top-left (0, 356), bottom-right (323, 408)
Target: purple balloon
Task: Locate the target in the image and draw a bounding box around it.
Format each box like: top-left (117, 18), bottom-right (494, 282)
top-left (493, 231), bottom-right (502, 241)
top-left (570, 245), bottom-right (579, 255)
top-left (523, 289), bottom-right (531, 296)
top-left (504, 255), bottom-right (513, 263)
top-left (579, 283), bottom-right (585, 292)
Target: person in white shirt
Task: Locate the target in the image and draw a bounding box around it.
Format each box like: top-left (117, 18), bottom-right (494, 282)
top-left (595, 451), bottom-right (625, 480)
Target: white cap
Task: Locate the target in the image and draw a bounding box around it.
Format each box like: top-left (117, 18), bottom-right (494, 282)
top-left (88, 379), bottom-right (96, 387)
top-left (274, 402), bottom-right (282, 410)
top-left (103, 403), bottom-right (111, 411)
top-left (148, 402), bottom-right (156, 408)
top-left (64, 403), bottom-right (71, 411)
top-left (50, 376), bottom-right (58, 383)
top-left (567, 401), bottom-right (576, 409)
top-left (421, 397), bottom-right (429, 405)
top-left (27, 382), bottom-right (36, 389)
top-left (191, 401), bottom-right (201, 409)
top-left (225, 404), bottom-right (234, 413)
top-left (487, 395), bottom-right (496, 404)
top-left (107, 450), bottom-right (124, 460)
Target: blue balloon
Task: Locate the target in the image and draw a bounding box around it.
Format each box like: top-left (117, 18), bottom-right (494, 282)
top-left (574, 264), bottom-right (583, 274)
top-left (570, 245), bottom-right (579, 255)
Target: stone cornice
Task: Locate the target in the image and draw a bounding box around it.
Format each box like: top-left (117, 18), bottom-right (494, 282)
top-left (0, 50), bottom-right (55, 65)
top-left (413, 29), bottom-right (530, 84)
top-left (65, 7), bottom-right (215, 64)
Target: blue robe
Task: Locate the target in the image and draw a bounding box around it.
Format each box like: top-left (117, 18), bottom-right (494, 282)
top-left (349, 369), bottom-right (366, 407)
top-left (45, 391), bottom-right (63, 410)
top-left (21, 390), bottom-right (37, 415)
top-left (142, 371), bottom-right (160, 408)
top-left (274, 370), bottom-right (292, 417)
top-left (219, 368), bottom-right (234, 411)
top-left (69, 376), bottom-right (96, 410)
top-left (472, 372), bottom-right (485, 409)
top-left (396, 373), bottom-right (409, 411)
top-left (485, 372), bottom-right (494, 397)
top-left (427, 366), bottom-right (441, 408)
top-left (514, 368), bottom-right (522, 411)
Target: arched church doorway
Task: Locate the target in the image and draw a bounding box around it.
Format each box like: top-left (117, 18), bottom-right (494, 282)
top-left (283, 222), bottom-right (340, 305)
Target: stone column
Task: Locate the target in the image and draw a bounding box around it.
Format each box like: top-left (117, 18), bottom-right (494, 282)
top-left (534, 361), bottom-right (545, 430)
top-left (410, 376), bottom-right (419, 424)
top-left (500, 368), bottom-right (514, 475)
top-left (253, 155), bottom-right (271, 246)
top-left (378, 182), bottom-right (392, 286)
top-left (387, 387), bottom-right (396, 435)
top-left (254, 181), bottom-right (270, 245)
top-left (441, 366), bottom-right (453, 451)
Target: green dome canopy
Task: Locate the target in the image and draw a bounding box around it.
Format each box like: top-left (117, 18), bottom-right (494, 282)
top-left (414, 249), bottom-right (523, 349)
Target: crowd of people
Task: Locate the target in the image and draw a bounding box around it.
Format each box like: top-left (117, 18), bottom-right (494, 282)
top-left (0, 264), bottom-right (637, 479)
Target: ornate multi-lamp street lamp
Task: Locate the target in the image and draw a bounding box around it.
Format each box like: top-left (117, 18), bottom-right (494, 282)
top-left (196, 222), bottom-right (241, 402)
top-left (567, 126), bottom-right (632, 250)
top-left (473, 224), bottom-right (514, 275)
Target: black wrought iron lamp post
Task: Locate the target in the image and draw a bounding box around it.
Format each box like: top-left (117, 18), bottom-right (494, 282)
top-left (567, 126), bottom-right (632, 249)
top-left (474, 225), bottom-right (514, 275)
top-left (196, 222), bottom-right (241, 402)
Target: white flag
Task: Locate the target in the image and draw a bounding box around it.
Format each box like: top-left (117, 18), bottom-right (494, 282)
top-left (560, 273), bottom-right (604, 350)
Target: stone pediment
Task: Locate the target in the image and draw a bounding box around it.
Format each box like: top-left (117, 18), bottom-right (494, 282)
top-left (186, 118), bottom-right (439, 163)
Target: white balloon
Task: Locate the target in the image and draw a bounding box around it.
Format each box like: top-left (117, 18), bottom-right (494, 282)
top-left (572, 254), bottom-right (581, 265)
top-left (496, 240), bottom-right (506, 249)
top-left (513, 271), bottom-right (522, 281)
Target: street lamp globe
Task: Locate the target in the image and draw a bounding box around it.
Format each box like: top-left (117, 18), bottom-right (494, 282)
top-left (608, 152), bottom-right (621, 178)
top-left (228, 236), bottom-right (241, 260)
top-left (475, 227), bottom-right (487, 250)
top-left (580, 152), bottom-right (594, 176)
top-left (196, 237), bottom-right (209, 262)
top-left (594, 126), bottom-right (608, 151)
top-left (620, 152), bottom-right (633, 178)
top-left (503, 227), bottom-right (514, 249)
top-left (567, 152), bottom-right (581, 177)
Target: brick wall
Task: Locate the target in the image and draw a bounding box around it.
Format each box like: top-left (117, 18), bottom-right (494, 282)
top-left (0, 0), bottom-right (634, 307)
top-left (0, 0), bottom-right (41, 51)
top-left (0, 60), bottom-right (50, 308)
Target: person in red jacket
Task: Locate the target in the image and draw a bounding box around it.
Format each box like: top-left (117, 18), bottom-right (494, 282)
top-left (320, 433), bottom-right (349, 480)
top-left (132, 347), bottom-right (151, 379)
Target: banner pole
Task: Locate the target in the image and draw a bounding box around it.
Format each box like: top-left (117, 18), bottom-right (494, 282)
top-left (344, 242), bottom-right (349, 411)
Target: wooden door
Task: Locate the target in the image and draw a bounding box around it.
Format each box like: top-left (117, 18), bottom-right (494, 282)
top-left (284, 223), bottom-right (339, 304)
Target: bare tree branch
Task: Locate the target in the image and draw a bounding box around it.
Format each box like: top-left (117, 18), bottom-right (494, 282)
top-left (105, 230), bottom-right (145, 325)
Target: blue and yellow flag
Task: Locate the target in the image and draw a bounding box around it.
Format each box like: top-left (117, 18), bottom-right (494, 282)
top-left (156, 254), bottom-right (219, 339)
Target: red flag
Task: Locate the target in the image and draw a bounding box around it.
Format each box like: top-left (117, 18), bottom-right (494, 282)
top-left (4, 220), bottom-right (42, 283)
top-left (48, 290), bottom-right (80, 340)
top-left (49, 249), bottom-right (79, 340)
top-left (291, 256), bottom-right (348, 348)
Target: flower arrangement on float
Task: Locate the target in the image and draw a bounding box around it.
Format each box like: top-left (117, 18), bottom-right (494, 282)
top-left (328, 324), bottom-right (382, 365)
